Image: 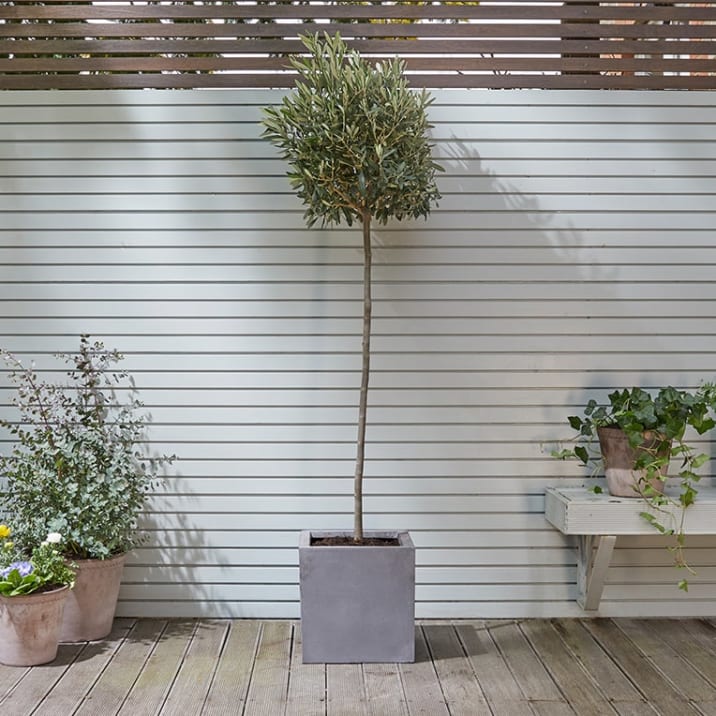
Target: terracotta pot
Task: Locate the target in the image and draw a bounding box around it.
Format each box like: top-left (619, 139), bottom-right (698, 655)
top-left (0, 585), bottom-right (70, 666)
top-left (597, 426), bottom-right (671, 498)
top-left (60, 552), bottom-right (126, 642)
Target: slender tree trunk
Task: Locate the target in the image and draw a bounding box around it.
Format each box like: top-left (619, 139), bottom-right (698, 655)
top-left (354, 209), bottom-right (372, 542)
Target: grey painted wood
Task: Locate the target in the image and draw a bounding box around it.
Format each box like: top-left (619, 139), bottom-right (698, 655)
top-left (1, 90), bottom-right (716, 618)
top-left (547, 487), bottom-right (716, 535)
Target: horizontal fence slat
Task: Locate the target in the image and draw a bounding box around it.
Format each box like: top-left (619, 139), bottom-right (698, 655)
top-left (1, 89), bottom-right (716, 619)
top-left (0, 2), bottom-right (713, 90)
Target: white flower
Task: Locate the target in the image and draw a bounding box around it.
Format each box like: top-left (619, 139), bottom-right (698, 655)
top-left (45, 532), bottom-right (63, 544)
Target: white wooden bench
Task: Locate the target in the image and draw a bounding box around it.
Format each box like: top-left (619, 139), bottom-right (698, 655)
top-left (545, 485), bottom-right (716, 611)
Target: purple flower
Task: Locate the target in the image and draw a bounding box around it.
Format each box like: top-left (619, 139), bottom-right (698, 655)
top-left (0, 561), bottom-right (33, 579)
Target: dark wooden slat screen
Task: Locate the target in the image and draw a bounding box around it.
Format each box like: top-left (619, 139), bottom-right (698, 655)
top-left (1, 0), bottom-right (714, 90)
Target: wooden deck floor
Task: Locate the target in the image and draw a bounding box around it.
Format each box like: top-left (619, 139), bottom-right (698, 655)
top-left (1, 618), bottom-right (715, 715)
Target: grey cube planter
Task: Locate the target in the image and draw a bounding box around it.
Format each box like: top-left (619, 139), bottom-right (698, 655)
top-left (299, 530), bottom-right (415, 664)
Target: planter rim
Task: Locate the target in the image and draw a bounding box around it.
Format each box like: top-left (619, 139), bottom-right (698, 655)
top-left (68, 551), bottom-right (127, 561)
top-left (68, 552), bottom-right (127, 568)
top-left (0, 584), bottom-right (70, 604)
top-left (597, 425), bottom-right (668, 440)
top-left (300, 530), bottom-right (413, 548)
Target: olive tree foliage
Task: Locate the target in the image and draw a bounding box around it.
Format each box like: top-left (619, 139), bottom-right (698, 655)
top-left (262, 32), bottom-right (442, 541)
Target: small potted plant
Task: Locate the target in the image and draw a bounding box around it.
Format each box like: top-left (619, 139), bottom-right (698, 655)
top-left (554, 384), bottom-right (716, 588)
top-left (0, 335), bottom-right (173, 641)
top-left (0, 525), bottom-right (76, 665)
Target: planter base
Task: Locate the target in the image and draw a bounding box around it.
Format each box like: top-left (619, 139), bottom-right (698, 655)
top-left (299, 530), bottom-right (415, 664)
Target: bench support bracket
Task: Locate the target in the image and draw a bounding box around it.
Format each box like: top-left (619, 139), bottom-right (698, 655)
top-left (577, 535), bottom-right (617, 611)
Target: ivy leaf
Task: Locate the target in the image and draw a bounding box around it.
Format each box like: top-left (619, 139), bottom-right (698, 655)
top-left (574, 446), bottom-right (589, 465)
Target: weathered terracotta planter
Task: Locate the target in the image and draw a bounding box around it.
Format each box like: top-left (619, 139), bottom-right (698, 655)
top-left (299, 530), bottom-right (415, 663)
top-left (0, 586), bottom-right (70, 666)
top-left (60, 553), bottom-right (126, 642)
top-left (598, 426), bottom-right (671, 497)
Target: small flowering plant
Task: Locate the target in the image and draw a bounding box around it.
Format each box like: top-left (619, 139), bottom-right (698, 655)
top-left (0, 526), bottom-right (75, 597)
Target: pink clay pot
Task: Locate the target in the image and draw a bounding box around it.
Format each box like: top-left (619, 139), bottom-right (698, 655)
top-left (0, 586), bottom-right (70, 666)
top-left (60, 553), bottom-right (126, 642)
top-left (598, 426), bottom-right (671, 498)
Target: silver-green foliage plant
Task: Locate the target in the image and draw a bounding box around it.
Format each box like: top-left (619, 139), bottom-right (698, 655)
top-left (262, 32), bottom-right (442, 541)
top-left (0, 335), bottom-right (173, 560)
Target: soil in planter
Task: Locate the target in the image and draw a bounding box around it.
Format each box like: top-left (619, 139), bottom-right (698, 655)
top-left (311, 536), bottom-right (400, 547)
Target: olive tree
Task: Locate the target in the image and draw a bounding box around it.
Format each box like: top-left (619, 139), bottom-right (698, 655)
top-left (261, 32), bottom-right (442, 541)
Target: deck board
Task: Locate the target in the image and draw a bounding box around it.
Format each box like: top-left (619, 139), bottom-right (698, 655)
top-left (520, 620), bottom-right (616, 716)
top-left (327, 664), bottom-right (366, 716)
top-left (616, 619), bottom-right (716, 704)
top-left (550, 619), bottom-right (644, 705)
top-left (161, 619), bottom-right (228, 715)
top-left (76, 619), bottom-right (166, 716)
top-left (399, 627), bottom-right (450, 716)
top-left (0, 643), bottom-right (85, 715)
top-left (455, 620), bottom-right (534, 716)
top-left (36, 619), bottom-right (133, 715)
top-left (285, 623), bottom-right (325, 716)
top-left (583, 619), bottom-right (704, 716)
top-left (363, 661), bottom-right (407, 716)
top-left (243, 621), bottom-right (292, 716)
top-left (0, 619), bottom-right (714, 715)
top-left (423, 623), bottom-right (490, 716)
top-left (202, 620), bottom-right (260, 716)
top-left (116, 619), bottom-right (195, 716)
top-left (488, 620), bottom-right (565, 705)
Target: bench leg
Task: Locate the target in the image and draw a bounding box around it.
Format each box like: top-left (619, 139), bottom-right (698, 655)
top-left (577, 535), bottom-right (617, 611)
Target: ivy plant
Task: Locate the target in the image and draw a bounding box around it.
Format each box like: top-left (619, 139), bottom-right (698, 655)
top-left (262, 32), bottom-right (442, 541)
top-left (554, 384), bottom-right (716, 590)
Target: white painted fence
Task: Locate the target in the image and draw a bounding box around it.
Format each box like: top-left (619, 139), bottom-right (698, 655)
top-left (1, 90), bottom-right (715, 618)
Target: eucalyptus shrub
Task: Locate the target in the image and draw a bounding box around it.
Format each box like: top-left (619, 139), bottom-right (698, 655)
top-left (0, 336), bottom-right (173, 559)
top-left (262, 32), bottom-right (442, 541)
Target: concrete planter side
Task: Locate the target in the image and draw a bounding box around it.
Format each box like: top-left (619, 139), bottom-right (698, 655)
top-left (299, 530), bottom-right (415, 664)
